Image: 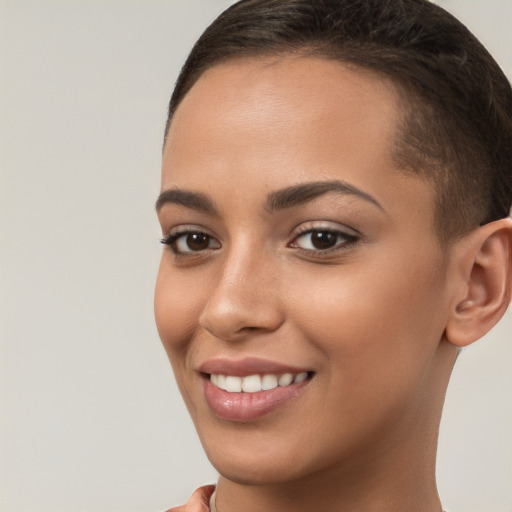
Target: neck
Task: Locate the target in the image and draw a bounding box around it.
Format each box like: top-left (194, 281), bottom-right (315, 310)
top-left (215, 440), bottom-right (442, 512)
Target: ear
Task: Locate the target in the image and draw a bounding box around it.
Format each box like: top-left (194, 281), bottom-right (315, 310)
top-left (445, 217), bottom-right (512, 347)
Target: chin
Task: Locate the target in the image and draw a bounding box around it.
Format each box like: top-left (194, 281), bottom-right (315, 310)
top-left (209, 452), bottom-right (306, 486)
top-left (199, 427), bottom-right (313, 485)
top-left (198, 422), bottom-right (350, 487)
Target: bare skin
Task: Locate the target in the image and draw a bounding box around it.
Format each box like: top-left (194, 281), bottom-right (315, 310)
top-left (156, 57), bottom-right (512, 512)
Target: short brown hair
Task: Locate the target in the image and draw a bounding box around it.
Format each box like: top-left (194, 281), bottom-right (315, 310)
top-left (164, 0), bottom-right (512, 241)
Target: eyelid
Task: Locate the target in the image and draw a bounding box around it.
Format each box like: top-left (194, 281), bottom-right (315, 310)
top-left (160, 224), bottom-right (221, 256)
top-left (160, 221), bottom-right (359, 259)
top-left (288, 221), bottom-right (360, 254)
top-left (161, 223), bottom-right (217, 238)
top-left (290, 220), bottom-right (360, 238)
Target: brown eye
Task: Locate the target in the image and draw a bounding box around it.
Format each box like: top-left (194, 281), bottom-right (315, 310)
top-left (161, 229), bottom-right (221, 254)
top-left (309, 231), bottom-right (339, 249)
top-left (185, 233), bottom-right (211, 251)
top-left (291, 228), bottom-right (358, 252)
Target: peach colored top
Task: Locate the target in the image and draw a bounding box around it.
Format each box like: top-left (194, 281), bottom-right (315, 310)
top-left (165, 485), bottom-right (215, 512)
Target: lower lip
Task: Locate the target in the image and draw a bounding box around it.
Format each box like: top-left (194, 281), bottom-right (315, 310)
top-left (203, 377), bottom-right (311, 422)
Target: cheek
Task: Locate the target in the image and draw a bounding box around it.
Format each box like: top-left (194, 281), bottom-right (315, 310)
top-left (290, 253), bottom-right (448, 377)
top-left (154, 260), bottom-right (203, 362)
top-left (283, 260), bottom-right (448, 450)
top-left (155, 260), bottom-right (211, 417)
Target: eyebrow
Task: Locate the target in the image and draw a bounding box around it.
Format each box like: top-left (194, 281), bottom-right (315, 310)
top-left (155, 179), bottom-right (384, 215)
top-left (266, 180), bottom-right (385, 212)
top-left (155, 188), bottom-right (218, 214)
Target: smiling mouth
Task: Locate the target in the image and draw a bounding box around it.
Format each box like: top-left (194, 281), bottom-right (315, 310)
top-left (208, 371), bottom-right (313, 393)
top-left (199, 358), bottom-right (315, 421)
top-left (203, 370), bottom-right (315, 422)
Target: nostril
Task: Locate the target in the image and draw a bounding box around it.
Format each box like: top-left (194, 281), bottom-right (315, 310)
top-left (198, 287), bottom-right (285, 341)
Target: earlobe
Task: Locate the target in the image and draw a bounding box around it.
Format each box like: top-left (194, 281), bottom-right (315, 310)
top-left (446, 218), bottom-right (512, 347)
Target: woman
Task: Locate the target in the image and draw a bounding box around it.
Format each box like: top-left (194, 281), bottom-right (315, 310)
top-left (155, 1), bottom-right (512, 511)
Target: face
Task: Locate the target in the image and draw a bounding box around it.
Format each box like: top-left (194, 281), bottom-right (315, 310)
top-left (155, 57), bottom-right (455, 485)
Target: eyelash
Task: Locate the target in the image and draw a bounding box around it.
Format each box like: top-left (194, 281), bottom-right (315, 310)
top-left (289, 227), bottom-right (359, 255)
top-left (160, 228), bottom-right (220, 258)
top-left (160, 226), bottom-right (360, 258)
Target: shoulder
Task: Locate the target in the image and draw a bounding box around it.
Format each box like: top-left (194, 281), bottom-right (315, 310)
top-left (164, 485), bottom-right (216, 512)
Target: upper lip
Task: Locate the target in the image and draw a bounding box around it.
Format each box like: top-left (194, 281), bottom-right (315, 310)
top-left (198, 357), bottom-right (312, 377)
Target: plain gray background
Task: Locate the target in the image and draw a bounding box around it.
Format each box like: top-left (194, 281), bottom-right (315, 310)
top-left (0, 1), bottom-right (511, 511)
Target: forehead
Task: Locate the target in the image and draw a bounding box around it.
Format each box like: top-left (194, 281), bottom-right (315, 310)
top-left (166, 56), bottom-right (400, 170)
top-left (163, 56), bottom-right (434, 229)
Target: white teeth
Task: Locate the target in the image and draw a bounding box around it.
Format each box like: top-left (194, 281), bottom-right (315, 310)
top-left (210, 372), bottom-right (310, 392)
top-left (225, 376), bottom-right (242, 392)
top-left (294, 372), bottom-right (308, 383)
top-left (217, 374), bottom-right (226, 390)
top-left (278, 373), bottom-right (293, 386)
top-left (242, 374), bottom-right (262, 393)
top-left (261, 374), bottom-right (278, 391)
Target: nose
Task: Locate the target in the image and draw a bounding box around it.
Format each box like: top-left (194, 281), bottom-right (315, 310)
top-left (198, 245), bottom-right (285, 342)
